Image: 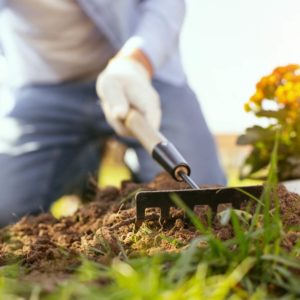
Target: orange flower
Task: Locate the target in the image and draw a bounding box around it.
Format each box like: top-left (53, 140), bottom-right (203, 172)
top-left (268, 74), bottom-right (280, 86)
top-left (273, 64), bottom-right (299, 76)
top-left (247, 64), bottom-right (300, 115)
top-left (250, 89), bottom-right (264, 105)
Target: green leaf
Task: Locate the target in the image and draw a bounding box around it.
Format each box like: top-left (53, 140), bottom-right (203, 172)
top-left (256, 109), bottom-right (290, 121)
top-left (237, 125), bottom-right (275, 145)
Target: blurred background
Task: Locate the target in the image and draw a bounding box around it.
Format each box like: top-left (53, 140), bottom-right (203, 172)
top-left (181, 0), bottom-right (300, 133)
top-left (0, 0), bottom-right (299, 192)
top-left (180, 0), bottom-right (300, 181)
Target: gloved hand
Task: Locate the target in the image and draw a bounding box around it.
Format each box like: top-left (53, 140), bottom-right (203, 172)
top-left (96, 57), bottom-right (161, 137)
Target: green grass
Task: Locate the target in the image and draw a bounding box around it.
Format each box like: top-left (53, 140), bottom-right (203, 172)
top-left (1, 137), bottom-right (300, 299)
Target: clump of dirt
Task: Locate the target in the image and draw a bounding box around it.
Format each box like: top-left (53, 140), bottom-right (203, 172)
top-left (0, 173), bottom-right (299, 283)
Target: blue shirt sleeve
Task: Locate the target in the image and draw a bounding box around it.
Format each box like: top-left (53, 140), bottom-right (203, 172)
top-left (123, 0), bottom-right (186, 72)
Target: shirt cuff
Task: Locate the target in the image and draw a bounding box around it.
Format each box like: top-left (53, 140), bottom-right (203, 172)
top-left (121, 1), bottom-right (186, 72)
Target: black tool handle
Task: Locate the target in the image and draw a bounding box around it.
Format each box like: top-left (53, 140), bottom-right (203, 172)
top-left (152, 141), bottom-right (190, 181)
top-left (124, 109), bottom-right (191, 181)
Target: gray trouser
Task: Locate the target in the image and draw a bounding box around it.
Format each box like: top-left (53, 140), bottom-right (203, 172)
top-left (0, 80), bottom-right (226, 226)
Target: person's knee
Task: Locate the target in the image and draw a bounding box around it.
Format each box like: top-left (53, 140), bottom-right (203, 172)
top-left (0, 156), bottom-right (50, 227)
top-left (0, 183), bottom-right (47, 227)
top-left (0, 206), bottom-right (23, 227)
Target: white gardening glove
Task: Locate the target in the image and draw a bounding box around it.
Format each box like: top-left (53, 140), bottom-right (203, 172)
top-left (96, 58), bottom-right (161, 137)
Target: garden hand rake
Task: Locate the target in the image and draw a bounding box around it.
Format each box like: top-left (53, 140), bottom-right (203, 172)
top-left (124, 109), bottom-right (263, 227)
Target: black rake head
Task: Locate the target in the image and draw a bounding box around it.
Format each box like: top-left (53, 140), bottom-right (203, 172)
top-left (135, 185), bottom-right (264, 228)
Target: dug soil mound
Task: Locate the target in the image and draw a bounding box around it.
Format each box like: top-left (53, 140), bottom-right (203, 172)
top-left (0, 173), bottom-right (299, 283)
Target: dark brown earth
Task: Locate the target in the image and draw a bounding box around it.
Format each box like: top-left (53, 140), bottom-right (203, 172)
top-left (0, 173), bottom-right (299, 285)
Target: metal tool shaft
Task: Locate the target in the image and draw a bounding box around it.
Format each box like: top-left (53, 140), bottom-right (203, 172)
top-left (125, 108), bottom-right (199, 190)
top-left (179, 171), bottom-right (199, 189)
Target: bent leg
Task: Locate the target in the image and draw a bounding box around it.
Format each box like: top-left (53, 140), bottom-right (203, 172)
top-left (130, 80), bottom-right (226, 185)
top-left (0, 82), bottom-right (111, 226)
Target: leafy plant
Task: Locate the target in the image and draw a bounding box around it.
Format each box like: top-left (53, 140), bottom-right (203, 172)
top-left (237, 64), bottom-right (300, 180)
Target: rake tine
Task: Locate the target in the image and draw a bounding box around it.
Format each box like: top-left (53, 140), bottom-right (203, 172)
top-left (232, 199), bottom-right (242, 210)
top-left (136, 205), bottom-right (146, 226)
top-left (210, 203), bottom-right (218, 213)
top-left (135, 186), bottom-right (263, 227)
top-left (208, 203), bottom-right (218, 221)
top-left (160, 205), bottom-right (170, 220)
top-left (182, 202), bottom-right (195, 219)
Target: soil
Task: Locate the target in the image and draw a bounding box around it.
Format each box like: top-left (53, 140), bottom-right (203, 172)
top-left (0, 173), bottom-right (299, 288)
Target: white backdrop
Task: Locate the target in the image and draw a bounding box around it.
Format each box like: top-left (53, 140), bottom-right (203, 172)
top-left (181, 0), bottom-right (300, 133)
